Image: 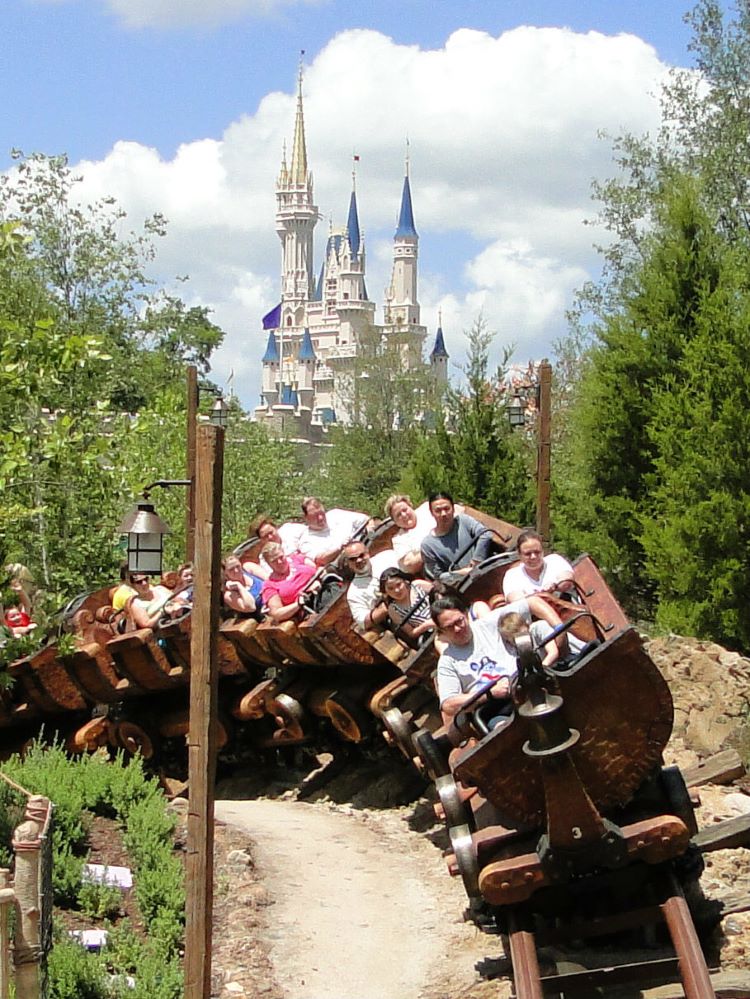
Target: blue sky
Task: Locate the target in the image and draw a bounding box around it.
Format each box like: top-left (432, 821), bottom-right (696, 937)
top-left (4, 0), bottom-right (696, 407)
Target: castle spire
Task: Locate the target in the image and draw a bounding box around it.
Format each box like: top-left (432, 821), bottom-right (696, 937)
top-left (290, 57), bottom-right (308, 185)
top-left (346, 172), bottom-right (361, 260)
top-left (395, 170), bottom-right (417, 240)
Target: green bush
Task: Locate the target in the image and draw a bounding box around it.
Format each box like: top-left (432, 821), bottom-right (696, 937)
top-left (77, 880), bottom-right (122, 921)
top-left (1, 741), bottom-right (185, 996)
top-left (47, 936), bottom-right (111, 999)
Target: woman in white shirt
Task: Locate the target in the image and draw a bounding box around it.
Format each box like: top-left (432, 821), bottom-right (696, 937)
top-left (503, 529), bottom-right (576, 602)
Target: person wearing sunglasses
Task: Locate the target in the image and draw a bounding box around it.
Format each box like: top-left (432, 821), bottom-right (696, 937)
top-left (126, 572), bottom-right (173, 630)
top-left (343, 540), bottom-right (395, 632)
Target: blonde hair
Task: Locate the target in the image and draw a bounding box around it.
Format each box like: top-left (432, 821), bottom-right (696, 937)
top-left (398, 550), bottom-right (423, 576)
top-left (499, 612), bottom-right (529, 641)
top-left (384, 494), bottom-right (412, 518)
top-left (261, 542), bottom-right (284, 561)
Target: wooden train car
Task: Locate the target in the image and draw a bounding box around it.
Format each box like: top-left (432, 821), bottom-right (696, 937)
top-left (3, 504), bottom-right (742, 994)
top-left (0, 507), bottom-right (519, 762)
top-left (411, 565), bottom-right (735, 998)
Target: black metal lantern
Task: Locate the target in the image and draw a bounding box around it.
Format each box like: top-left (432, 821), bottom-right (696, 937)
top-left (507, 393), bottom-right (526, 428)
top-left (118, 499), bottom-right (172, 575)
top-left (209, 396), bottom-right (229, 428)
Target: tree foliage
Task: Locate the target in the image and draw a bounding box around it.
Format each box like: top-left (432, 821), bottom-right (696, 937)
top-left (405, 318), bottom-right (535, 525)
top-left (305, 323), bottom-right (442, 513)
top-left (554, 2), bottom-right (750, 645)
top-left (0, 155), bottom-right (294, 609)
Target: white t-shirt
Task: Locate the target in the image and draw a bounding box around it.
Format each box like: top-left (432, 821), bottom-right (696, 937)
top-left (391, 502), bottom-right (436, 560)
top-left (297, 508), bottom-right (368, 561)
top-left (437, 602), bottom-right (530, 706)
top-left (502, 553), bottom-right (574, 598)
top-left (346, 550), bottom-right (398, 630)
top-left (278, 521), bottom-right (305, 554)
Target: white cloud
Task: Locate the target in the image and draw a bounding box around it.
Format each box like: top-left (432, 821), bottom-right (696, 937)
top-left (57, 25), bottom-right (670, 404)
top-left (108, 0), bottom-right (321, 29)
top-left (29, 0), bottom-right (322, 28)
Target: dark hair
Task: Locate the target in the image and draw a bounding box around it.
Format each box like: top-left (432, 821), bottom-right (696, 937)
top-left (516, 529), bottom-right (543, 552)
top-left (430, 593), bottom-right (468, 625)
top-left (428, 490), bottom-right (454, 508)
top-left (379, 566), bottom-right (411, 594)
top-left (248, 514), bottom-right (275, 537)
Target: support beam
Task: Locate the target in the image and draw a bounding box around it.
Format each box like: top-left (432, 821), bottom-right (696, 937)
top-left (186, 364), bottom-right (198, 562)
top-left (184, 423), bottom-right (224, 999)
top-left (536, 359), bottom-right (552, 545)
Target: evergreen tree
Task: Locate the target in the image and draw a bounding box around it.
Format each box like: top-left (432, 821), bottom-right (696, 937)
top-left (405, 318), bottom-right (534, 525)
top-left (640, 194), bottom-right (750, 646)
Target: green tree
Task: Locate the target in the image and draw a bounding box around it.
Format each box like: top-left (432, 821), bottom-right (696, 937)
top-left (305, 322), bottom-right (442, 514)
top-left (0, 154), bottom-right (227, 603)
top-left (405, 317), bottom-right (534, 525)
top-left (639, 194), bottom-right (750, 646)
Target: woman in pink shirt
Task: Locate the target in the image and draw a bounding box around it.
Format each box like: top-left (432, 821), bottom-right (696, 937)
top-left (260, 543), bottom-right (318, 623)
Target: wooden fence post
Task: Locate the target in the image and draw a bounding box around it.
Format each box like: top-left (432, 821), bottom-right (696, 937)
top-left (536, 359), bottom-right (552, 545)
top-left (0, 868), bottom-right (11, 999)
top-left (12, 795), bottom-right (51, 999)
top-left (184, 423), bottom-right (224, 999)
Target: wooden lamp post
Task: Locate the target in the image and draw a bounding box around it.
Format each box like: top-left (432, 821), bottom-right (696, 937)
top-left (119, 420), bottom-right (225, 999)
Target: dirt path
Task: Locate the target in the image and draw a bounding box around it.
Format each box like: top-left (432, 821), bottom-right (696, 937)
top-left (215, 797), bottom-right (509, 999)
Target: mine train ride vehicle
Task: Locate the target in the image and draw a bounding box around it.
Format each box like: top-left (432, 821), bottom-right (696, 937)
top-left (0, 507), bottom-right (738, 998)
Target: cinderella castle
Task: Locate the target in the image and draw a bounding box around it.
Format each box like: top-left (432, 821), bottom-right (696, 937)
top-left (253, 72), bottom-right (449, 442)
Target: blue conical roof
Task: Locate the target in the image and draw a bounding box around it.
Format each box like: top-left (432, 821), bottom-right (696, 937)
top-left (395, 175), bottom-right (417, 239)
top-left (299, 328), bottom-right (316, 361)
top-left (347, 189), bottom-right (361, 259)
top-left (430, 325), bottom-right (449, 359)
top-left (261, 330), bottom-right (279, 364)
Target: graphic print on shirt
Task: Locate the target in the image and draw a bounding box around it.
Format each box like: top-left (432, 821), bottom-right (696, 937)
top-left (470, 655), bottom-right (504, 683)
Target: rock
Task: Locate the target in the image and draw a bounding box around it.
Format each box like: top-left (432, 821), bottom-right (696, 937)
top-left (227, 849), bottom-right (253, 867)
top-left (724, 793), bottom-right (750, 816)
top-left (718, 651), bottom-right (743, 667)
top-left (166, 795), bottom-right (189, 814)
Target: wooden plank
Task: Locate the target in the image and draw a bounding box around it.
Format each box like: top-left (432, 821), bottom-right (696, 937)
top-left (693, 814), bottom-right (750, 853)
top-left (705, 890), bottom-right (750, 917)
top-left (0, 870), bottom-right (10, 999)
top-left (682, 750), bottom-right (745, 788)
top-left (185, 364), bottom-right (197, 562)
top-left (185, 424), bottom-right (224, 999)
top-left (616, 970), bottom-right (750, 998)
top-left (540, 957), bottom-right (679, 996)
top-left (536, 358), bottom-right (551, 545)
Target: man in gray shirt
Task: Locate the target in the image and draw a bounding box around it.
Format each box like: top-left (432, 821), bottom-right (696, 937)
top-left (420, 492), bottom-right (494, 581)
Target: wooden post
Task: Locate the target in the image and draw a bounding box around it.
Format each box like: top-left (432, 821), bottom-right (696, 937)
top-left (0, 869), bottom-right (10, 999)
top-left (536, 359), bottom-right (552, 546)
top-left (185, 423), bottom-right (224, 999)
top-left (186, 365), bottom-right (198, 562)
top-left (12, 795), bottom-right (50, 999)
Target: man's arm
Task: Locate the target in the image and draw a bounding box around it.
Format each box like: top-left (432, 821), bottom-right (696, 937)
top-left (347, 584), bottom-right (389, 631)
top-left (466, 516), bottom-right (494, 565)
top-left (441, 678), bottom-right (512, 718)
top-left (420, 537), bottom-right (442, 580)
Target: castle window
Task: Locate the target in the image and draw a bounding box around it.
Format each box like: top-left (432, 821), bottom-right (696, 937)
top-left (286, 316), bottom-right (292, 326)
top-left (343, 292), bottom-right (349, 300)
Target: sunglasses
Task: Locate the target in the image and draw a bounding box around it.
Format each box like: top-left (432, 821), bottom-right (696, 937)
top-left (346, 552), bottom-right (368, 562)
top-left (131, 577), bottom-right (148, 585)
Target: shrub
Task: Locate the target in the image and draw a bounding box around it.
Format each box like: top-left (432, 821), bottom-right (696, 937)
top-left (78, 880), bottom-right (123, 921)
top-left (47, 935), bottom-right (111, 999)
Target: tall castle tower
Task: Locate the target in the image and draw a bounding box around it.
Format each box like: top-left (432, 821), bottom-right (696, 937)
top-left (277, 66), bottom-right (317, 319)
top-left (254, 74), bottom-right (447, 441)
